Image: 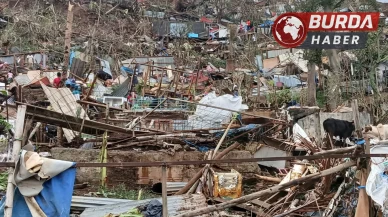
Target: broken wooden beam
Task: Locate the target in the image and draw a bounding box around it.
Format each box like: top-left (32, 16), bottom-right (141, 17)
top-left (313, 145), bottom-right (359, 156)
top-left (255, 175), bottom-right (281, 183)
top-left (173, 161), bottom-right (356, 217)
top-left (16, 102), bottom-right (147, 135)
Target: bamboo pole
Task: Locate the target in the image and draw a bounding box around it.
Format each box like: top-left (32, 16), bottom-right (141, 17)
top-left (212, 117), bottom-right (235, 159)
top-left (28, 122), bottom-right (41, 140)
top-left (173, 161), bottom-right (356, 217)
top-left (4, 105), bottom-right (27, 217)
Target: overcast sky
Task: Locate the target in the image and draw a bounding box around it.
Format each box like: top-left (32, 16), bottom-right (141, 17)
top-left (377, 0), bottom-right (388, 2)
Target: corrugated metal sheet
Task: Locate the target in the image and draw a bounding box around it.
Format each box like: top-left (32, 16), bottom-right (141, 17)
top-left (80, 194), bottom-right (209, 217)
top-left (144, 11), bottom-right (165, 18)
top-left (173, 120), bottom-right (193, 131)
top-left (266, 49), bottom-right (291, 58)
top-left (71, 58), bottom-right (86, 78)
top-left (170, 23), bottom-right (188, 37)
top-left (72, 196), bottom-right (133, 210)
top-left (0, 56), bottom-right (14, 64)
top-left (14, 74), bottom-right (31, 85)
top-left (111, 77), bottom-right (130, 97)
top-left (41, 83), bottom-right (89, 142)
top-left (152, 21), bottom-right (207, 38)
top-left (255, 55), bottom-right (263, 70)
top-left (122, 56), bottom-right (175, 73)
top-left (273, 75), bottom-right (304, 88)
top-left (151, 182), bottom-right (188, 194)
top-left (258, 27), bottom-right (271, 35)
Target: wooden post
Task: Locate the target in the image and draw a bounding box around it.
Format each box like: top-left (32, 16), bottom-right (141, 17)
top-left (194, 70), bottom-right (199, 96)
top-left (100, 131), bottom-right (108, 188)
top-left (4, 105), bottom-right (27, 217)
top-left (162, 165), bottom-right (168, 217)
top-left (63, 2), bottom-right (74, 74)
top-left (307, 62), bottom-right (317, 106)
top-left (105, 104), bottom-right (109, 123)
top-left (84, 73), bottom-right (98, 100)
top-left (157, 69), bottom-right (164, 97)
top-left (173, 71), bottom-right (180, 97)
top-left (57, 127), bottom-right (63, 146)
top-left (355, 169), bottom-right (369, 217)
top-left (351, 99), bottom-right (362, 137)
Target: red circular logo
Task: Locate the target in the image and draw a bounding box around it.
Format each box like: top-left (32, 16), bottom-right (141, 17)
top-left (272, 13), bottom-right (307, 48)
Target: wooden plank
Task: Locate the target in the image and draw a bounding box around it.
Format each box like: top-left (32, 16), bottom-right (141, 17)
top-left (250, 199), bottom-right (272, 209)
top-left (162, 166), bottom-right (168, 217)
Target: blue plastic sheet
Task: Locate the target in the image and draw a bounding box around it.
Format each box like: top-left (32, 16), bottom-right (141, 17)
top-left (121, 66), bottom-right (134, 75)
top-left (182, 139), bottom-right (209, 152)
top-left (0, 164), bottom-right (76, 217)
top-left (213, 124), bottom-right (259, 139)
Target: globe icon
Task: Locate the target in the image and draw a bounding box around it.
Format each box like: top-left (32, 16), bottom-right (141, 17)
top-left (274, 15), bottom-right (305, 46)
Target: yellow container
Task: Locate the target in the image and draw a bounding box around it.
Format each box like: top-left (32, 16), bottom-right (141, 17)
top-left (213, 169), bottom-right (243, 200)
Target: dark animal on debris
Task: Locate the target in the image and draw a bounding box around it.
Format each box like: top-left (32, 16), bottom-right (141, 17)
top-left (323, 118), bottom-right (355, 146)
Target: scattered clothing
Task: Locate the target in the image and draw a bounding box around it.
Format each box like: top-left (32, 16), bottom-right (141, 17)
top-left (72, 85), bottom-right (81, 100)
top-left (53, 77), bottom-right (61, 88)
top-left (140, 200), bottom-right (162, 217)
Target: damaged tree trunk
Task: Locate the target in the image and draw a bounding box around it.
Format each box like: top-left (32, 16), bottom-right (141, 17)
top-left (307, 62), bottom-right (317, 106)
top-left (63, 2), bottom-right (74, 74)
top-left (174, 161), bottom-right (356, 217)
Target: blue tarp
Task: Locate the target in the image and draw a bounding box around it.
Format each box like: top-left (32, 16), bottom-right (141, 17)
top-left (260, 20), bottom-right (274, 27)
top-left (188, 33), bottom-right (199, 38)
top-left (121, 66), bottom-right (134, 75)
top-left (69, 51), bottom-right (75, 68)
top-left (0, 164), bottom-right (76, 217)
top-left (213, 124), bottom-right (259, 139)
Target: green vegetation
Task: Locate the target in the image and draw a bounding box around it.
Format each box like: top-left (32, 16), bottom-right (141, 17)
top-left (0, 117), bottom-right (12, 132)
top-left (316, 89), bottom-right (327, 108)
top-left (267, 89), bottom-right (300, 106)
top-left (99, 184), bottom-right (157, 200)
top-left (0, 172), bottom-right (7, 192)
